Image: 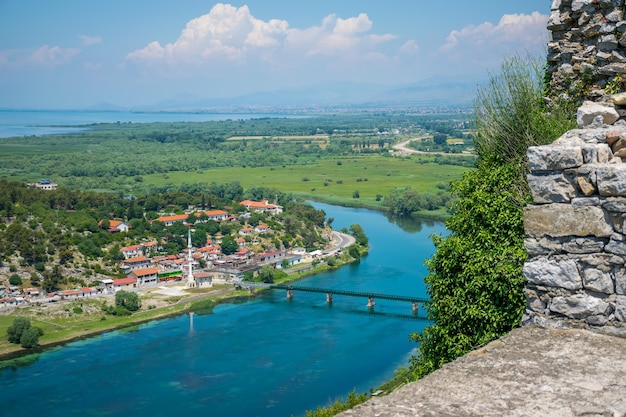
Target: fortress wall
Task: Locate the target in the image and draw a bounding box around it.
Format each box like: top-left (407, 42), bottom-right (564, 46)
top-left (547, 0), bottom-right (626, 102)
top-left (524, 0), bottom-right (626, 336)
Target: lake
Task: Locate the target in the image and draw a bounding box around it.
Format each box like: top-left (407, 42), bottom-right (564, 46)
top-left (0, 109), bottom-right (306, 138)
top-left (0, 202), bottom-right (444, 417)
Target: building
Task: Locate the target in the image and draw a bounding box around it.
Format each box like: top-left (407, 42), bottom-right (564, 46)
top-left (129, 267), bottom-right (159, 286)
top-left (122, 256), bottom-right (151, 272)
top-left (240, 199), bottom-right (283, 215)
top-left (113, 277), bottom-right (137, 291)
top-left (154, 210), bottom-right (229, 226)
top-left (99, 219), bottom-right (130, 233)
top-left (194, 271), bottom-right (213, 288)
top-left (120, 244), bottom-right (143, 259)
top-left (33, 179), bottom-right (58, 190)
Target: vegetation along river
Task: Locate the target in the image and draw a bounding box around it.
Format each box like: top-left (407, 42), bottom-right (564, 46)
top-left (0, 202), bottom-right (445, 417)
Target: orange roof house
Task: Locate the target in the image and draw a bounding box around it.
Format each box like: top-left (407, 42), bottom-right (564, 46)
top-left (99, 219), bottom-right (130, 233)
top-left (240, 200), bottom-right (283, 215)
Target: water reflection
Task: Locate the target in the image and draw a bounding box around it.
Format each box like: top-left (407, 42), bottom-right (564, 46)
top-left (383, 212), bottom-right (438, 234)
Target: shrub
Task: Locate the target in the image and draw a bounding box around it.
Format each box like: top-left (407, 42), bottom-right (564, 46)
top-left (20, 327), bottom-right (42, 348)
top-left (9, 274), bottom-right (22, 286)
top-left (7, 317), bottom-right (31, 343)
top-left (410, 54), bottom-right (576, 380)
top-left (115, 290), bottom-right (141, 312)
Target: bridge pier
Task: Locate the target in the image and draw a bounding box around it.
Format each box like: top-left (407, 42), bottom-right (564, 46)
top-left (326, 293), bottom-right (333, 304)
top-left (367, 297), bottom-right (375, 309)
top-left (286, 289), bottom-right (293, 300)
top-left (412, 302), bottom-right (419, 315)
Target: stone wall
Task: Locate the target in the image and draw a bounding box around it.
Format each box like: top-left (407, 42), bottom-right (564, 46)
top-left (547, 0), bottom-right (626, 101)
top-left (523, 102), bottom-right (626, 336)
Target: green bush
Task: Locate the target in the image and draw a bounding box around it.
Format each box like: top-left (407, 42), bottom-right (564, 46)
top-left (115, 290), bottom-right (140, 312)
top-left (20, 327), bottom-right (42, 348)
top-left (7, 317), bottom-right (30, 343)
top-left (8, 274), bottom-right (22, 286)
top-left (7, 317), bottom-right (43, 348)
top-left (409, 54), bottom-right (576, 380)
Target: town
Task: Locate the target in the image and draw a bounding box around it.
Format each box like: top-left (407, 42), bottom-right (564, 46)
top-left (0, 196), bottom-right (357, 310)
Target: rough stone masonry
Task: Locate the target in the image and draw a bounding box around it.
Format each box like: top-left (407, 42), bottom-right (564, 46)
top-left (522, 98), bottom-right (626, 336)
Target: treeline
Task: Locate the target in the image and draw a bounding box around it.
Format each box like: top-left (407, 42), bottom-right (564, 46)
top-left (382, 187), bottom-right (454, 214)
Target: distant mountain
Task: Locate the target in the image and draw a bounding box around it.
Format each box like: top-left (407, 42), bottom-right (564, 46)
top-left (85, 101), bottom-right (127, 112)
top-left (97, 76), bottom-right (485, 112)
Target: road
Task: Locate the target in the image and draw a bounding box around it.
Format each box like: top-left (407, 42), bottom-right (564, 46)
top-left (392, 137), bottom-right (471, 157)
top-left (326, 231), bottom-right (356, 255)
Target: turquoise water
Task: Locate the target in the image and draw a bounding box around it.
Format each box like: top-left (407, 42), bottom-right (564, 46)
top-left (0, 109), bottom-right (306, 138)
top-left (0, 203), bottom-right (444, 417)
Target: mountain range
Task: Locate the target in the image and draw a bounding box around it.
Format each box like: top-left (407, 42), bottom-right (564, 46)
top-left (87, 76), bottom-right (483, 112)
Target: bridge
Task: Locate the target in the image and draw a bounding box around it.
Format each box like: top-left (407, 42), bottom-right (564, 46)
top-left (240, 282), bottom-right (429, 315)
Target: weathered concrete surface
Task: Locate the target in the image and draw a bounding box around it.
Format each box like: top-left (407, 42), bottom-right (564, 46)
top-left (339, 326), bottom-right (626, 417)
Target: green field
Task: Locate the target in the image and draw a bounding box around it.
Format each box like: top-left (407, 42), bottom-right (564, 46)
top-left (142, 155), bottom-right (467, 209)
top-left (0, 115), bottom-right (473, 212)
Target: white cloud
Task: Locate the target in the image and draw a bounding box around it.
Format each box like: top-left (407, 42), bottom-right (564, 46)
top-left (126, 4), bottom-right (288, 65)
top-left (441, 12), bottom-right (548, 52)
top-left (30, 45), bottom-right (80, 67)
top-left (125, 3), bottom-right (396, 69)
top-left (80, 35), bottom-right (102, 46)
top-left (399, 40), bottom-right (419, 55)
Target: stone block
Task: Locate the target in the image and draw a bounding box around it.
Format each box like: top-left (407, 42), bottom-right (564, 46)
top-left (581, 266), bottom-right (615, 294)
top-left (527, 146), bottom-right (584, 172)
top-left (615, 296), bottom-right (626, 321)
top-left (596, 165), bottom-right (626, 196)
top-left (577, 101), bottom-right (620, 127)
top-left (527, 174), bottom-right (577, 203)
top-left (523, 259), bottom-right (583, 291)
top-left (550, 294), bottom-right (610, 319)
top-left (524, 204), bottom-right (613, 238)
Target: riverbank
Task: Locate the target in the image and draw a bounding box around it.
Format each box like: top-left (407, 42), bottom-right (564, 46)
top-left (0, 241), bottom-right (367, 362)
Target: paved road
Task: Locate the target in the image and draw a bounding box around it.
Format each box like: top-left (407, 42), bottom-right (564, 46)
top-left (326, 231), bottom-right (355, 254)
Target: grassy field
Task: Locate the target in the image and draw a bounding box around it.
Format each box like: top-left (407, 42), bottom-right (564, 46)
top-left (146, 155), bottom-right (467, 209)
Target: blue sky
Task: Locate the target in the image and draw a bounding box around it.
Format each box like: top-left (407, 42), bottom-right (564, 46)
top-left (0, 0), bottom-right (550, 108)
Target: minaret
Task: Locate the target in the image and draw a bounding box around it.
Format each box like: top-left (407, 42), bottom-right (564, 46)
top-left (186, 227), bottom-right (196, 288)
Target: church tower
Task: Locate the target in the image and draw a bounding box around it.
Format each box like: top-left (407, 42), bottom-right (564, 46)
top-left (186, 227), bottom-right (196, 288)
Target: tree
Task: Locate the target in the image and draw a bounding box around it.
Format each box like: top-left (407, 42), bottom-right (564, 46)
top-left (8, 274), bottom-right (22, 286)
top-left (115, 290), bottom-right (140, 312)
top-left (349, 224), bottom-right (368, 246)
top-left (433, 133), bottom-right (448, 145)
top-left (257, 265), bottom-right (275, 283)
top-left (220, 235), bottom-right (239, 255)
top-left (7, 317), bottom-right (31, 344)
top-left (348, 245), bottom-right (361, 260)
top-left (42, 265), bottom-right (63, 292)
top-left (20, 327), bottom-right (42, 348)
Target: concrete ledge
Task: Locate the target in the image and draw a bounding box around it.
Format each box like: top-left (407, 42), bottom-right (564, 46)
top-left (339, 326), bottom-right (626, 417)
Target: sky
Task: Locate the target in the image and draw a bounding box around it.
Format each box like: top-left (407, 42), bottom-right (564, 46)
top-left (0, 0), bottom-right (551, 109)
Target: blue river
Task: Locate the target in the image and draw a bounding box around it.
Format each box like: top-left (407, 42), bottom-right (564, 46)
top-left (0, 202), bottom-right (445, 417)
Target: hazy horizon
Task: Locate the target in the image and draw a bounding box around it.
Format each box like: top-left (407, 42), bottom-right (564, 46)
top-left (1, 1), bottom-right (549, 109)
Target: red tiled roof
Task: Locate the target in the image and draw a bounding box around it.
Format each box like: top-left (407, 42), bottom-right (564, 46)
top-left (113, 277), bottom-right (137, 285)
top-left (130, 267), bottom-right (159, 277)
top-left (120, 244), bottom-right (142, 252)
top-left (123, 256), bottom-right (150, 264)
